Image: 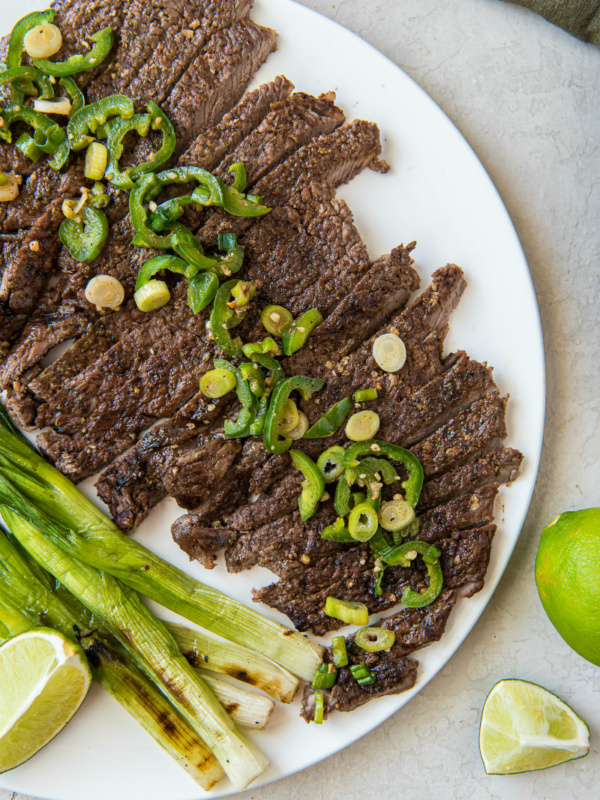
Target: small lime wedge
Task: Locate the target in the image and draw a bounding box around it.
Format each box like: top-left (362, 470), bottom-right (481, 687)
top-left (479, 679), bottom-right (589, 775)
top-left (0, 628), bottom-right (91, 773)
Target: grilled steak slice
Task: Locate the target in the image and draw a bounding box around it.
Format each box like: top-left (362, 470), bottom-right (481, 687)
top-left (300, 590), bottom-right (456, 721)
top-left (378, 589), bottom-right (458, 653)
top-left (180, 76), bottom-right (294, 170)
top-left (417, 447), bottom-right (523, 510)
top-left (197, 119), bottom-right (385, 245)
top-left (163, 20), bottom-right (277, 145)
top-left (87, 0), bottom-right (252, 104)
top-left (252, 526), bottom-right (495, 635)
top-left (417, 485), bottom-right (498, 541)
top-left (216, 91), bottom-right (345, 184)
top-left (0, 200), bottom-right (64, 340)
top-left (172, 519), bottom-right (238, 569)
top-left (301, 642), bottom-right (418, 721)
top-left (286, 244), bottom-right (419, 374)
top-left (224, 482), bottom-right (498, 579)
top-left (162, 438), bottom-right (242, 510)
top-left (412, 394), bottom-right (508, 478)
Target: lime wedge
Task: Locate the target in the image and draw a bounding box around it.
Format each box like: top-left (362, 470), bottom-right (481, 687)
top-left (0, 628), bottom-right (91, 773)
top-left (479, 679), bottom-right (589, 775)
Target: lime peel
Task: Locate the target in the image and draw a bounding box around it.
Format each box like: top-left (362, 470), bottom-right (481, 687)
top-left (479, 679), bottom-right (589, 775)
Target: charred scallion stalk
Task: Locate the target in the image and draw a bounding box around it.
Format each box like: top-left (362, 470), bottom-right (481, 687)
top-left (0, 407), bottom-right (323, 680)
top-left (166, 622), bottom-right (299, 704)
top-left (0, 494), bottom-right (269, 791)
top-left (0, 524), bottom-right (222, 790)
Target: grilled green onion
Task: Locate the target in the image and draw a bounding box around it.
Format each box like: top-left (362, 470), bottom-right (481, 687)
top-left (313, 691), bottom-right (325, 724)
top-left (347, 502), bottom-right (379, 541)
top-left (355, 627), bottom-right (395, 653)
top-left (345, 410), bottom-right (380, 441)
top-left (331, 636), bottom-right (349, 667)
top-left (84, 141), bottom-right (108, 180)
top-left (349, 663), bottom-right (375, 686)
top-left (324, 597), bottom-right (369, 627)
top-left (354, 388), bottom-right (378, 402)
top-left (311, 663), bottom-right (337, 690)
top-left (378, 499), bottom-right (415, 533)
top-left (261, 305), bottom-right (294, 336)
top-left (200, 368), bottom-right (237, 399)
top-left (316, 445), bottom-right (346, 482)
top-left (134, 280), bottom-right (170, 312)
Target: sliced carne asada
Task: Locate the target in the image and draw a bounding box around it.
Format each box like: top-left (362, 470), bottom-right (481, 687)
top-left (223, 482), bottom-right (499, 580)
top-left (163, 20), bottom-right (278, 146)
top-left (378, 589), bottom-right (458, 653)
top-left (179, 76), bottom-right (294, 171)
top-left (216, 91), bottom-right (345, 185)
top-left (301, 642), bottom-right (419, 722)
top-left (87, 0), bottom-right (253, 104)
top-left (162, 438), bottom-right (242, 510)
top-left (172, 518), bottom-right (239, 569)
top-left (417, 446), bottom-right (523, 511)
top-left (253, 526), bottom-right (496, 635)
top-left (197, 119), bottom-right (386, 245)
top-left (0, 199), bottom-right (64, 339)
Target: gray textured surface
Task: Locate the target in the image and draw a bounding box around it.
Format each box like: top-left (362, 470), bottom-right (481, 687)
top-left (3, 1), bottom-right (599, 799)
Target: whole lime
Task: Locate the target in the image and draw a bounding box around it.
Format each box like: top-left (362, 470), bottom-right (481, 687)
top-left (535, 508), bottom-right (600, 666)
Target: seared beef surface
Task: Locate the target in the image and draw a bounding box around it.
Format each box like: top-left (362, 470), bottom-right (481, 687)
top-left (0, 0), bottom-right (523, 718)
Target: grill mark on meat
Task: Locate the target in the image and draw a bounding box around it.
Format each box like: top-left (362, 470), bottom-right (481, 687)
top-left (252, 526), bottom-right (495, 635)
top-left (417, 447), bottom-right (523, 511)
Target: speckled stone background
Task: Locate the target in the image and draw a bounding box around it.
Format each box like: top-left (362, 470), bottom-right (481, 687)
top-left (3, 1), bottom-right (598, 799)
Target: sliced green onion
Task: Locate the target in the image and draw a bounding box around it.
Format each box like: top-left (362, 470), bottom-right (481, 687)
top-left (261, 305), bottom-right (294, 337)
top-left (331, 636), bottom-right (348, 668)
top-left (354, 388), bottom-right (378, 402)
top-left (84, 275), bottom-right (124, 311)
top-left (313, 691), bottom-right (325, 724)
top-left (0, 173), bottom-right (21, 202)
top-left (277, 399), bottom-right (300, 436)
top-left (33, 97), bottom-right (72, 116)
top-left (288, 412), bottom-right (310, 440)
top-left (378, 499), bottom-right (415, 533)
top-left (349, 663), bottom-right (375, 686)
top-left (84, 142), bottom-right (108, 180)
top-left (317, 445), bottom-right (346, 482)
top-left (324, 597), bottom-right (369, 627)
top-left (345, 410), bottom-right (381, 441)
top-left (23, 23), bottom-right (62, 59)
top-left (134, 280), bottom-right (170, 312)
top-left (199, 368), bottom-right (237, 399)
top-left (355, 627), bottom-right (396, 653)
top-left (311, 663), bottom-right (337, 690)
top-left (372, 332), bottom-right (407, 373)
top-left (347, 502), bottom-right (379, 542)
